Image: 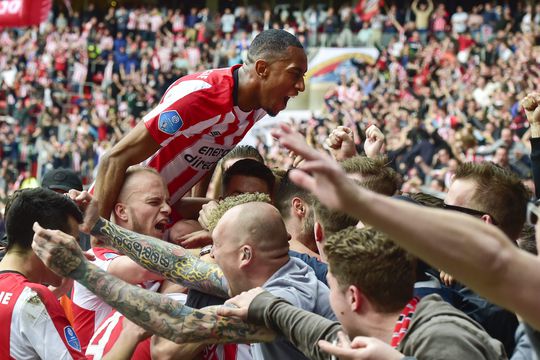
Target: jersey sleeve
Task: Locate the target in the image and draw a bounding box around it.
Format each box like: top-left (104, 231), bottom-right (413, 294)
top-left (15, 286), bottom-right (86, 359)
top-left (143, 78), bottom-right (230, 146)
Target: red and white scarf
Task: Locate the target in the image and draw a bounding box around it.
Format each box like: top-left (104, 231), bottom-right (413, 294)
top-left (390, 297), bottom-right (419, 348)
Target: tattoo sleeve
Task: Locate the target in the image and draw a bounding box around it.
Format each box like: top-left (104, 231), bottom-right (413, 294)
top-left (91, 218), bottom-right (229, 298)
top-left (71, 261), bottom-right (274, 344)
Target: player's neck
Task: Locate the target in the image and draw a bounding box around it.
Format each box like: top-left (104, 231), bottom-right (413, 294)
top-left (0, 250), bottom-right (35, 281)
top-left (236, 66), bottom-right (259, 112)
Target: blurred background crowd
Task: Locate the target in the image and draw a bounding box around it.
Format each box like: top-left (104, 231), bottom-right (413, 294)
top-left (0, 0), bottom-right (539, 221)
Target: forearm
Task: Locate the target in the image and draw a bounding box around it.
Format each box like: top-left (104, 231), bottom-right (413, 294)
top-left (94, 154), bottom-right (128, 219)
top-left (71, 261), bottom-right (272, 344)
top-left (101, 332), bottom-right (146, 360)
top-left (530, 136), bottom-right (540, 198)
top-left (91, 218), bottom-right (229, 298)
top-left (350, 188), bottom-right (540, 325)
top-left (151, 337), bottom-right (206, 360)
top-left (249, 292), bottom-right (342, 360)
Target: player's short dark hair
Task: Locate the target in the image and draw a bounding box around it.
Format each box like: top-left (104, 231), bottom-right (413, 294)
top-left (5, 188), bottom-right (83, 250)
top-left (222, 159), bottom-right (276, 196)
top-left (275, 169), bottom-right (313, 219)
top-left (220, 145), bottom-right (264, 172)
top-left (247, 29), bottom-right (304, 64)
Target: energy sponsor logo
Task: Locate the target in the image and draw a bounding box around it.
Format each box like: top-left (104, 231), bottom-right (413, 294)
top-left (184, 145), bottom-right (231, 170)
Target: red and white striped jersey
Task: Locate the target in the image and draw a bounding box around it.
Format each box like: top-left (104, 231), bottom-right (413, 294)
top-left (85, 311), bottom-right (151, 360)
top-left (72, 247), bottom-right (162, 352)
top-left (71, 247), bottom-right (121, 352)
top-left (0, 271), bottom-right (86, 360)
top-left (143, 65), bottom-right (267, 204)
top-left (86, 293), bottom-right (187, 360)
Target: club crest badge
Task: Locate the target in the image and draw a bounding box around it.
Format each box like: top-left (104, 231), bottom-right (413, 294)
top-left (158, 110), bottom-right (183, 135)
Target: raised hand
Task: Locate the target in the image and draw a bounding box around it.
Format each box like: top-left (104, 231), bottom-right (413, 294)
top-left (363, 125), bottom-right (385, 159)
top-left (32, 222), bottom-right (87, 278)
top-left (521, 92), bottom-right (540, 125)
top-left (217, 287), bottom-right (267, 321)
top-left (325, 126), bottom-right (357, 161)
top-left (271, 123), bottom-right (362, 214)
top-left (318, 333), bottom-right (404, 360)
top-left (67, 189), bottom-right (100, 234)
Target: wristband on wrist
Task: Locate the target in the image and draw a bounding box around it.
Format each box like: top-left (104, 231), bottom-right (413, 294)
top-left (200, 244), bottom-right (213, 257)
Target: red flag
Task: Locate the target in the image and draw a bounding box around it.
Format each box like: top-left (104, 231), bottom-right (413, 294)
top-left (0, 0), bottom-right (52, 28)
top-left (354, 0), bottom-right (384, 22)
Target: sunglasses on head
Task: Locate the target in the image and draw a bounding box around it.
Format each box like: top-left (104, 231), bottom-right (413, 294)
top-left (526, 201), bottom-right (540, 226)
top-left (442, 203), bottom-right (498, 225)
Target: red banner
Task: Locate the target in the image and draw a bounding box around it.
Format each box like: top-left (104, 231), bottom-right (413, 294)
top-left (0, 0), bottom-right (52, 28)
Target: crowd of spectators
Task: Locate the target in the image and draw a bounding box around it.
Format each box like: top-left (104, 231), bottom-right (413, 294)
top-left (260, 1), bottom-right (540, 196)
top-left (2, 3), bottom-right (540, 359)
top-left (0, 0), bottom-right (539, 211)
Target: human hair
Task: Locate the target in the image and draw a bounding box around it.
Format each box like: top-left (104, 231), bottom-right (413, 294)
top-left (246, 29), bottom-right (304, 65)
top-left (207, 193), bottom-right (271, 232)
top-left (125, 165), bottom-right (161, 179)
top-left (220, 145), bottom-right (264, 172)
top-left (408, 192), bottom-right (445, 208)
top-left (454, 162), bottom-right (530, 240)
top-left (340, 156), bottom-right (400, 196)
top-left (222, 159), bottom-right (275, 196)
top-left (325, 227), bottom-right (416, 313)
top-left (5, 188), bottom-right (83, 251)
top-left (312, 198), bottom-right (358, 238)
top-left (117, 165), bottom-right (163, 203)
top-left (517, 224), bottom-right (537, 255)
top-left (274, 169), bottom-right (313, 220)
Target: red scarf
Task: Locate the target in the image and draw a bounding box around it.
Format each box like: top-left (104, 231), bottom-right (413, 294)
top-left (390, 297), bottom-right (419, 348)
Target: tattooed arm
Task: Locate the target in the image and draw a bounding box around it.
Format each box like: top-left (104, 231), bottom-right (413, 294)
top-left (91, 217), bottom-right (229, 298)
top-left (31, 223), bottom-right (274, 344)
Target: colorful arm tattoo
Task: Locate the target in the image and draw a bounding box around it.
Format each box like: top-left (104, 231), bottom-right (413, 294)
top-left (68, 260), bottom-right (273, 344)
top-left (91, 218), bottom-right (229, 298)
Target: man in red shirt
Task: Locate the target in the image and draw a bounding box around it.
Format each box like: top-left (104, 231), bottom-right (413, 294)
top-left (0, 188), bottom-right (86, 359)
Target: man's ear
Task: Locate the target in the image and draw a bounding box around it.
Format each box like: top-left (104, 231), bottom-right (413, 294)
top-left (481, 214), bottom-right (494, 225)
top-left (254, 59), bottom-right (269, 78)
top-left (240, 245), bottom-right (253, 268)
top-left (347, 285), bottom-right (363, 313)
top-left (314, 221), bottom-right (324, 244)
top-left (114, 203), bottom-right (128, 221)
top-left (292, 197), bottom-right (305, 217)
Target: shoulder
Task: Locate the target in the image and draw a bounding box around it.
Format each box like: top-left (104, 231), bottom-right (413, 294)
top-left (163, 67), bottom-right (234, 103)
top-left (15, 283), bottom-right (64, 318)
top-left (264, 259), bottom-right (330, 307)
top-left (401, 295), bottom-right (505, 359)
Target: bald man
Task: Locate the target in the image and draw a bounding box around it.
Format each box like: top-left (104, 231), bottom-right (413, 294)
top-left (33, 197), bottom-right (334, 360)
top-left (72, 166), bottom-right (169, 351)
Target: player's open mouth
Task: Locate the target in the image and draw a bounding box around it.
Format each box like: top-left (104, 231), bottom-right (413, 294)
top-left (155, 220), bottom-right (168, 233)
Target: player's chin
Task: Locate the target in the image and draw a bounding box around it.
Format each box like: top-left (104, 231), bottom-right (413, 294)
top-left (266, 103), bottom-right (285, 117)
